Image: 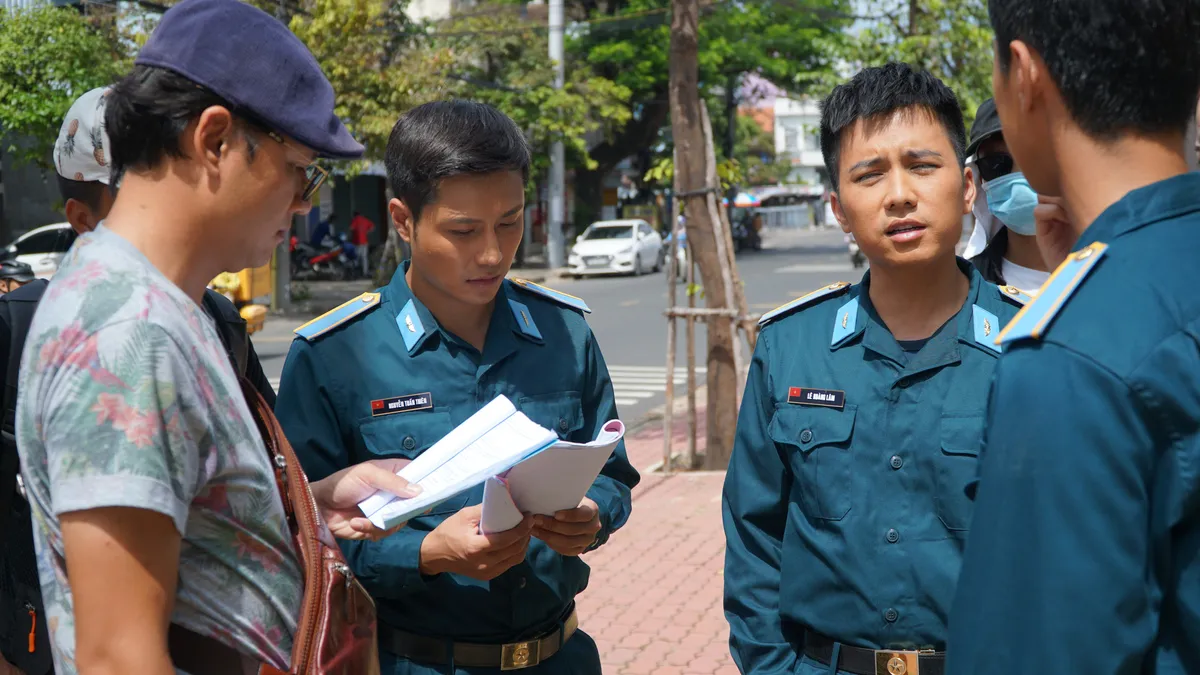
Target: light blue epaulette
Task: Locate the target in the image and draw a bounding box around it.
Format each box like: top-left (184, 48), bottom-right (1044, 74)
top-left (997, 284), bottom-right (1034, 307)
top-left (997, 242), bottom-right (1107, 345)
top-left (294, 292), bottom-right (382, 341)
top-left (508, 278), bottom-right (591, 314)
top-left (758, 282), bottom-right (852, 328)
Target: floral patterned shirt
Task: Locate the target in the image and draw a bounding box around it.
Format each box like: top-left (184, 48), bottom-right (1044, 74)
top-left (15, 226), bottom-right (301, 673)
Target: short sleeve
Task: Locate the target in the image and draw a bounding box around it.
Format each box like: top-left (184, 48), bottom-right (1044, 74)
top-left (33, 321), bottom-right (216, 534)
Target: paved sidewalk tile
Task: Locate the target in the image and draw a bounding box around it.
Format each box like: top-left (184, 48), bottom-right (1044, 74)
top-left (576, 410), bottom-right (739, 675)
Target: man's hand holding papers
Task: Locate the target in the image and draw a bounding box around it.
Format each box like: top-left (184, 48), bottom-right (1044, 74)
top-left (312, 457), bottom-right (423, 541)
top-left (419, 505), bottom-right (535, 580)
top-left (532, 497), bottom-right (602, 557)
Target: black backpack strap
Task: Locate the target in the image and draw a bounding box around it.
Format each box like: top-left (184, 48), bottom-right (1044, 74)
top-left (202, 290), bottom-right (249, 378)
top-left (0, 299), bottom-right (25, 542)
top-left (0, 282), bottom-right (55, 673)
top-left (0, 281), bottom-right (46, 543)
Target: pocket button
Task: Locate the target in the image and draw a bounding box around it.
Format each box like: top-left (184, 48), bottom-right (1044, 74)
top-left (884, 608), bottom-right (899, 623)
top-left (890, 455), bottom-right (904, 470)
top-left (558, 418), bottom-right (570, 433)
top-left (799, 429), bottom-right (814, 443)
top-left (886, 528), bottom-right (900, 544)
top-left (402, 435), bottom-right (417, 451)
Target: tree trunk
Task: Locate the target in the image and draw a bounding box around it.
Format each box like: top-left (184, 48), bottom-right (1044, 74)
top-left (669, 0), bottom-right (738, 467)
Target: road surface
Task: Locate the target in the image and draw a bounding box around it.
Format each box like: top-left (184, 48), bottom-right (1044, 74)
top-left (254, 226), bottom-right (856, 425)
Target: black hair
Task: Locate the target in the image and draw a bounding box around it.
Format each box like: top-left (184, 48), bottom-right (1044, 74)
top-left (385, 100), bottom-right (531, 223)
top-left (990, 0), bottom-right (1200, 139)
top-left (56, 175), bottom-right (110, 212)
top-left (105, 65), bottom-right (267, 180)
top-left (819, 62), bottom-right (967, 192)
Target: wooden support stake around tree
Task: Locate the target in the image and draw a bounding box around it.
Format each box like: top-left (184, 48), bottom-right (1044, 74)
top-left (685, 242), bottom-right (698, 469)
top-left (662, 168), bottom-right (681, 474)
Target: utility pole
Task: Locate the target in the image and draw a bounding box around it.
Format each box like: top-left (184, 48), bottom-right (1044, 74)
top-left (547, 0), bottom-right (565, 269)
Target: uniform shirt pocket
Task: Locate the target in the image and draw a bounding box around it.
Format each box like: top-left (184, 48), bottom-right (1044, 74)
top-left (359, 411), bottom-right (469, 516)
top-left (518, 391), bottom-right (585, 440)
top-left (769, 404), bottom-right (858, 521)
top-left (934, 413), bottom-right (985, 532)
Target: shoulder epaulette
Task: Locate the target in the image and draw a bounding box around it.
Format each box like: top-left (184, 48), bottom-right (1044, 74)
top-left (294, 292), bottom-right (381, 341)
top-left (997, 284), bottom-right (1034, 307)
top-left (997, 242), bottom-right (1106, 345)
top-left (508, 278), bottom-right (591, 314)
top-left (758, 282), bottom-right (851, 328)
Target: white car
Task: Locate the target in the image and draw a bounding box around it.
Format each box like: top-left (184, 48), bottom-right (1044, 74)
top-left (2, 223), bottom-right (77, 279)
top-left (567, 219), bottom-right (664, 277)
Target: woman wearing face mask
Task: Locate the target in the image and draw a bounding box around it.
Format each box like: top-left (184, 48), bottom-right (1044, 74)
top-left (962, 98), bottom-right (1051, 294)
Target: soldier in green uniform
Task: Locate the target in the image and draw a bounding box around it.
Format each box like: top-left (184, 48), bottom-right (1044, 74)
top-left (947, 1), bottom-right (1200, 672)
top-left (275, 100), bottom-right (639, 675)
top-left (722, 63), bottom-right (1027, 675)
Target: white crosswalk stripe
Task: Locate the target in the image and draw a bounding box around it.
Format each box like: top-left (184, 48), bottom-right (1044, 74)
top-left (268, 365), bottom-right (705, 408)
top-left (607, 366), bottom-right (706, 407)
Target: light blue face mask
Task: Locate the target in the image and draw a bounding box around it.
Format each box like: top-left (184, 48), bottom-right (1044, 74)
top-left (983, 171), bottom-right (1038, 236)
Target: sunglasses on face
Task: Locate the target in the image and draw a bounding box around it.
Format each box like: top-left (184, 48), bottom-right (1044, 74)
top-left (261, 129), bottom-right (328, 202)
top-left (976, 152), bottom-right (1015, 182)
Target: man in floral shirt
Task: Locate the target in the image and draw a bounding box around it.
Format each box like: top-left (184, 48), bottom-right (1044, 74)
top-left (14, 1), bottom-right (417, 673)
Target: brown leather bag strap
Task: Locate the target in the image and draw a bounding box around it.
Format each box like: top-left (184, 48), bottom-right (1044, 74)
top-left (238, 377), bottom-right (296, 526)
top-left (236, 377), bottom-right (328, 673)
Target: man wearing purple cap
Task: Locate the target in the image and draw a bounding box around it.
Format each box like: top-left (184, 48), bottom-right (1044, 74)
top-left (13, 1), bottom-right (418, 674)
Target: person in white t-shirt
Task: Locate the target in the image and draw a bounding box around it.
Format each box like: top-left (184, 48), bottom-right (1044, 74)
top-left (962, 98), bottom-right (1051, 295)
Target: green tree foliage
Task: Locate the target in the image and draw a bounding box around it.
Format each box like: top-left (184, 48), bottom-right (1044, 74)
top-left (643, 115), bottom-right (790, 188)
top-left (830, 0), bottom-right (993, 126)
top-left (567, 0), bottom-right (852, 222)
top-left (432, 3), bottom-right (633, 181)
top-left (730, 115), bottom-right (793, 186)
top-left (0, 5), bottom-right (126, 169)
top-left (290, 0), bottom-right (632, 185)
top-left (289, 0), bottom-right (454, 163)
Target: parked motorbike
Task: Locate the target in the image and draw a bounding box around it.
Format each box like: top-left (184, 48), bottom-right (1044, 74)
top-left (291, 234), bottom-right (359, 280)
top-left (732, 213), bottom-right (763, 253)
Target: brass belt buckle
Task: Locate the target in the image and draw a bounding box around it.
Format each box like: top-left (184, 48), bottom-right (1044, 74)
top-left (875, 649), bottom-right (919, 675)
top-left (500, 640), bottom-right (540, 671)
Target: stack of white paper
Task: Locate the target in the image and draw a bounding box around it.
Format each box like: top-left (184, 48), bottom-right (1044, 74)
top-left (358, 396), bottom-right (559, 530)
top-left (480, 420), bottom-right (625, 533)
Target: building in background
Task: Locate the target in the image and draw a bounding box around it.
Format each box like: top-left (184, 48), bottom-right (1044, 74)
top-left (406, 0), bottom-right (475, 22)
top-left (773, 97), bottom-right (827, 188)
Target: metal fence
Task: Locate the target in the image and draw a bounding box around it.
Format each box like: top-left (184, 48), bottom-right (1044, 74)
top-left (756, 204), bottom-right (814, 229)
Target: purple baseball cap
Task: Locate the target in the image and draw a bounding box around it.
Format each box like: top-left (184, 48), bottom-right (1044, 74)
top-left (135, 0), bottom-right (364, 159)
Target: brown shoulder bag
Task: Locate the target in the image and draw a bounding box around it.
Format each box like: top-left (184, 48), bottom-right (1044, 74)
top-left (169, 378), bottom-right (380, 675)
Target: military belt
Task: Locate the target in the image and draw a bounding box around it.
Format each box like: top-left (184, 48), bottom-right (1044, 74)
top-left (804, 630), bottom-right (945, 675)
top-left (379, 606), bottom-right (578, 671)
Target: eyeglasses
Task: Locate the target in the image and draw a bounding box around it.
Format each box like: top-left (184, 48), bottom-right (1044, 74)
top-left (975, 152), bottom-right (1015, 182)
top-left (263, 130), bottom-right (328, 202)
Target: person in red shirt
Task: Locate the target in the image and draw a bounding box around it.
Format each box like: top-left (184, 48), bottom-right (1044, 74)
top-left (349, 210), bottom-right (375, 276)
